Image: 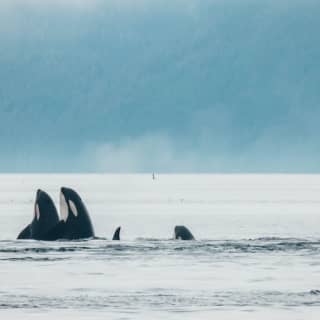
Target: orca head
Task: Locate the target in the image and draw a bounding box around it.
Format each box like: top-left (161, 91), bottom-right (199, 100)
top-left (60, 187), bottom-right (95, 239)
top-left (174, 225), bottom-right (195, 240)
top-left (174, 225), bottom-right (183, 240)
top-left (31, 189), bottom-right (60, 239)
top-left (60, 187), bottom-right (84, 222)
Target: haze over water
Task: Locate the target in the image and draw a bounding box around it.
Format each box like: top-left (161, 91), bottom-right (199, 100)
top-left (0, 174), bottom-right (320, 319)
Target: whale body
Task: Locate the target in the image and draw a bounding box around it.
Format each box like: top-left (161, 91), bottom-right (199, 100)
top-left (45, 187), bottom-right (95, 240)
top-left (174, 225), bottom-right (195, 240)
top-left (17, 224), bottom-right (31, 240)
top-left (17, 189), bottom-right (60, 240)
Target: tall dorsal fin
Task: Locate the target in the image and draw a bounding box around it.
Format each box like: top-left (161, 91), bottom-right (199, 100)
top-left (112, 226), bottom-right (121, 240)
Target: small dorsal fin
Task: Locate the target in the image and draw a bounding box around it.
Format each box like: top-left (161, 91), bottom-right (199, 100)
top-left (112, 226), bottom-right (121, 240)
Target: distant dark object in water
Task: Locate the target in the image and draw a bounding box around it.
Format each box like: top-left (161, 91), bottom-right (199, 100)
top-left (112, 226), bottom-right (121, 240)
top-left (174, 225), bottom-right (195, 240)
top-left (310, 290), bottom-right (320, 295)
top-left (17, 189), bottom-right (60, 240)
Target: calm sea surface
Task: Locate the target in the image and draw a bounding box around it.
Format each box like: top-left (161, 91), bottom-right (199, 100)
top-left (0, 174), bottom-right (320, 319)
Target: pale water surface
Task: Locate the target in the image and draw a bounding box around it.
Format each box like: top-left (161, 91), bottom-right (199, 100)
top-left (0, 174), bottom-right (320, 319)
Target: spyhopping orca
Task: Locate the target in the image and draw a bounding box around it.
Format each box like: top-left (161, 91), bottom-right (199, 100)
top-left (46, 187), bottom-right (95, 240)
top-left (174, 225), bottom-right (195, 240)
top-left (112, 226), bottom-right (121, 240)
top-left (17, 189), bottom-right (60, 240)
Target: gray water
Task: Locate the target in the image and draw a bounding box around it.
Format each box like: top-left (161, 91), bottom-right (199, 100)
top-left (0, 174), bottom-right (320, 319)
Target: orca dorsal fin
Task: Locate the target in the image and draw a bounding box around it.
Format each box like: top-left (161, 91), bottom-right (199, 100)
top-left (112, 226), bottom-right (121, 240)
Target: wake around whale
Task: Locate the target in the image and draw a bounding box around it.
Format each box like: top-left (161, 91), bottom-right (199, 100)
top-left (17, 189), bottom-right (60, 240)
top-left (18, 187), bottom-right (95, 241)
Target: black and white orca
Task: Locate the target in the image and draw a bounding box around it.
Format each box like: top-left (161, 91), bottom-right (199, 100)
top-left (112, 226), bottom-right (121, 240)
top-left (17, 189), bottom-right (60, 240)
top-left (47, 187), bottom-right (95, 240)
top-left (174, 225), bottom-right (195, 240)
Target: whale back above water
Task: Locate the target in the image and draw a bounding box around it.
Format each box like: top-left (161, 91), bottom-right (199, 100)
top-left (174, 225), bottom-right (195, 240)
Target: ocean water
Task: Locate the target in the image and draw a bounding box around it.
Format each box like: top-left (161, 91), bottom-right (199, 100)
top-left (0, 174), bottom-right (320, 319)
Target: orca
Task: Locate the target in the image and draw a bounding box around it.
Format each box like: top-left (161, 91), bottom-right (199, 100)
top-left (17, 189), bottom-right (60, 240)
top-left (112, 226), bottom-right (121, 240)
top-left (56, 187), bottom-right (95, 240)
top-left (174, 225), bottom-right (195, 240)
top-left (17, 224), bottom-right (31, 240)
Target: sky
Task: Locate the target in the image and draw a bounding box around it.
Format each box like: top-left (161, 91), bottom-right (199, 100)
top-left (0, 0), bottom-right (319, 172)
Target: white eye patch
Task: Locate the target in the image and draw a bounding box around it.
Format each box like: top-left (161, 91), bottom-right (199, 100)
top-left (35, 203), bottom-right (40, 221)
top-left (68, 200), bottom-right (78, 217)
top-left (60, 192), bottom-right (69, 222)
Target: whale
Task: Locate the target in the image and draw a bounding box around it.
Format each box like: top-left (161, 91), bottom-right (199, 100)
top-left (60, 187), bottom-right (95, 239)
top-left (112, 226), bottom-right (121, 240)
top-left (174, 225), bottom-right (195, 240)
top-left (17, 189), bottom-right (60, 240)
top-left (17, 224), bottom-right (31, 240)
top-left (46, 187), bottom-right (95, 240)
top-left (30, 189), bottom-right (60, 240)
